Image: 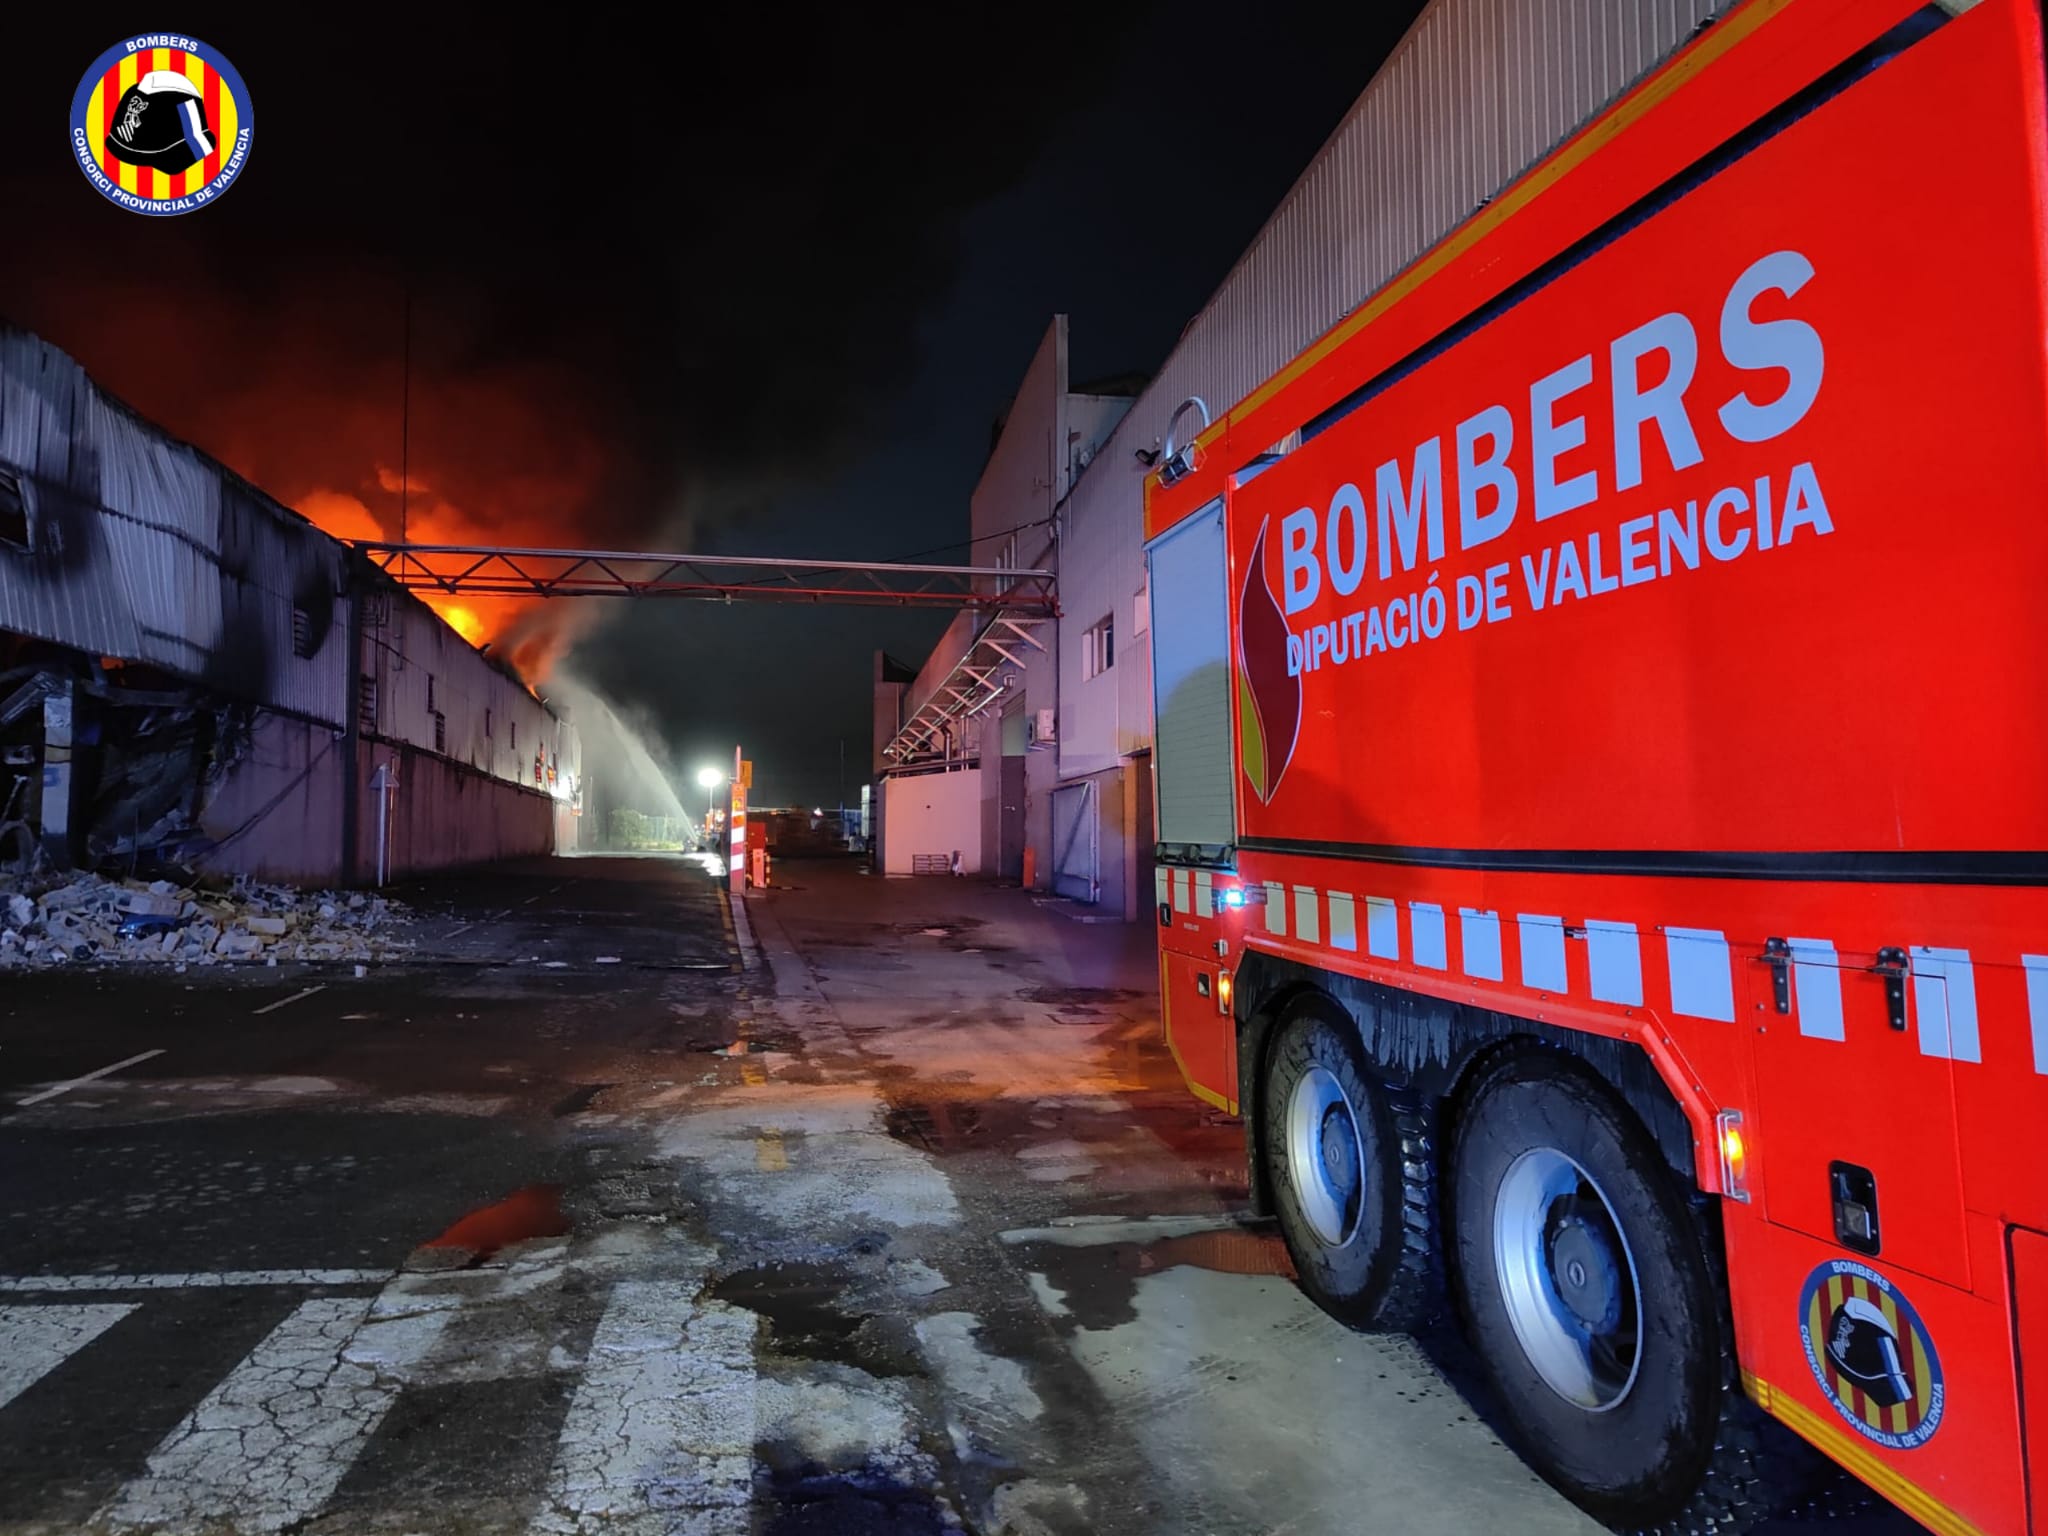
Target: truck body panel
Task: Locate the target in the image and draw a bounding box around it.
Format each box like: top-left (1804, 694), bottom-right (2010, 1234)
top-left (1145, 3), bottom-right (2048, 1529)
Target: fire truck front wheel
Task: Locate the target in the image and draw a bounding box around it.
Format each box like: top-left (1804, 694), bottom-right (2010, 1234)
top-left (1261, 1001), bottom-right (1433, 1330)
top-left (1452, 1054), bottom-right (1725, 1528)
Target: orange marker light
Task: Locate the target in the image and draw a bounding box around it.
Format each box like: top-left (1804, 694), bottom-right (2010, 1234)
top-left (1216, 969), bottom-right (1233, 1015)
top-left (1716, 1110), bottom-right (1749, 1202)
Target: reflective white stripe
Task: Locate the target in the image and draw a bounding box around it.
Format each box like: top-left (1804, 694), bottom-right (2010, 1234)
top-left (1910, 947), bottom-right (1980, 1063)
top-left (101, 1292), bottom-right (451, 1533)
top-left (1293, 887), bottom-right (1321, 945)
top-left (1264, 883), bottom-right (1287, 937)
top-left (1365, 896), bottom-right (1399, 960)
top-left (1195, 870), bottom-right (1214, 919)
top-left (1154, 868), bottom-right (1169, 907)
top-left (537, 1280), bottom-right (756, 1536)
top-left (180, 98), bottom-right (214, 157)
top-left (1409, 902), bottom-right (1447, 971)
top-left (1327, 892), bottom-right (1357, 952)
top-left (1459, 909), bottom-right (1502, 982)
top-left (2025, 956), bottom-right (2048, 1074)
top-left (1517, 915), bottom-right (1567, 993)
top-left (1172, 870), bottom-right (1190, 914)
top-left (1788, 938), bottom-right (1843, 1041)
top-left (0, 1304), bottom-right (135, 1410)
top-left (1586, 920), bottom-right (1643, 1006)
top-left (1664, 927), bottom-right (1734, 1023)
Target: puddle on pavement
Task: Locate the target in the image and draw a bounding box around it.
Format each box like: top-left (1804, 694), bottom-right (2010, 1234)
top-left (1021, 985), bottom-right (1145, 1007)
top-left (884, 1102), bottom-right (986, 1150)
top-left (880, 1097), bottom-right (1245, 1187)
top-left (710, 1262), bottom-right (921, 1378)
top-left (1021, 1226), bottom-right (1295, 1331)
top-left (548, 1082), bottom-right (611, 1117)
top-left (753, 1458), bottom-right (951, 1535)
top-left (423, 1184), bottom-right (571, 1262)
top-left (891, 917), bottom-right (1009, 955)
top-left (703, 1038), bottom-right (796, 1056)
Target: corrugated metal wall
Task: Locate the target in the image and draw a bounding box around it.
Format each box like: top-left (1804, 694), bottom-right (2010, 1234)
top-left (1057, 0), bottom-right (1731, 780)
top-left (0, 327), bottom-right (579, 814)
top-left (362, 592), bottom-right (572, 799)
top-left (0, 329), bottom-right (350, 725)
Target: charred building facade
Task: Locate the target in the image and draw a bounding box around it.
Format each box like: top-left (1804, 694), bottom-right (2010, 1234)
top-left (0, 330), bottom-right (579, 884)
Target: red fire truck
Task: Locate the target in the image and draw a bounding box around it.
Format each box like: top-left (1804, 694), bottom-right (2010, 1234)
top-left (1143, 2), bottom-right (2048, 1530)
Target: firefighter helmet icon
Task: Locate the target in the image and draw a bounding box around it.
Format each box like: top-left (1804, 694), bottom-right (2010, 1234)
top-left (1798, 1261), bottom-right (1944, 1450)
top-left (106, 71), bottom-right (215, 175)
top-left (70, 35), bottom-right (254, 215)
top-left (1828, 1295), bottom-right (1912, 1407)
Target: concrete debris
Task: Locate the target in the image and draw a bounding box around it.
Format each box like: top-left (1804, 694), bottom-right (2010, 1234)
top-left (0, 870), bottom-right (413, 971)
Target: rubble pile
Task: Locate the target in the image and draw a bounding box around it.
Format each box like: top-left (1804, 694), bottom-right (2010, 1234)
top-left (0, 871), bottom-right (413, 970)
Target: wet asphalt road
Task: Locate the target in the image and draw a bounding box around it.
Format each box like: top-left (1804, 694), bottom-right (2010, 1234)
top-left (0, 855), bottom-right (1920, 1534)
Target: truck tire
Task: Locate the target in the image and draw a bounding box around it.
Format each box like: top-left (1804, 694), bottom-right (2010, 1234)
top-left (1261, 1000), bottom-right (1435, 1330)
top-left (1451, 1050), bottom-right (1777, 1532)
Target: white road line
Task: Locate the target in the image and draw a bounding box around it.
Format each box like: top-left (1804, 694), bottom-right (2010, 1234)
top-left (443, 923), bottom-right (476, 939)
top-left (0, 1270), bottom-right (393, 1292)
top-left (534, 1279), bottom-right (756, 1534)
top-left (252, 984), bottom-right (327, 1016)
top-left (0, 1303), bottom-right (137, 1409)
top-left (17, 1049), bottom-right (165, 1107)
top-left (100, 1289), bottom-right (452, 1533)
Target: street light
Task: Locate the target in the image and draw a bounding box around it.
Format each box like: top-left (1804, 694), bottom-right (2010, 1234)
top-left (696, 766), bottom-right (725, 830)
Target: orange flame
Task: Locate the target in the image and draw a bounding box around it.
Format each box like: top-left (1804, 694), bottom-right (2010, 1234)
top-left (291, 477), bottom-right (590, 685)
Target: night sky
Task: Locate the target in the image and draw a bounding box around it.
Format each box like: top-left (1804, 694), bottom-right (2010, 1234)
top-left (3, 7), bottom-right (1421, 808)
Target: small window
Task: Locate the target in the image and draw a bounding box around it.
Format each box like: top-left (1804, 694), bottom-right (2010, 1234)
top-left (358, 676), bottom-right (378, 734)
top-left (291, 606), bottom-right (314, 658)
top-left (433, 712), bottom-right (447, 754)
top-left (0, 468), bottom-right (30, 552)
top-left (426, 674), bottom-right (437, 713)
top-left (484, 708), bottom-right (493, 739)
top-left (510, 720), bottom-right (518, 753)
top-left (1082, 615), bottom-right (1115, 679)
top-left (1132, 578), bottom-right (1150, 638)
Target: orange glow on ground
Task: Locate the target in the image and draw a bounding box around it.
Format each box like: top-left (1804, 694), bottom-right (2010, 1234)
top-left (424, 1184), bottom-right (571, 1262)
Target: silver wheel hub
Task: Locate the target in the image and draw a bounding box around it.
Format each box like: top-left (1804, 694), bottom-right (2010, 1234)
top-left (1492, 1146), bottom-right (1643, 1412)
top-left (1286, 1064), bottom-right (1363, 1248)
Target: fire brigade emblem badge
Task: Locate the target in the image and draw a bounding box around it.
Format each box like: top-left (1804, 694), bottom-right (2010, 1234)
top-left (70, 34), bottom-right (253, 215)
top-left (1798, 1260), bottom-right (1944, 1450)
top-left (1237, 516), bottom-right (1304, 803)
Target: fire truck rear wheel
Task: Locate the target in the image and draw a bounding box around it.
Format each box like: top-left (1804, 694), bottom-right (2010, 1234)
top-left (1451, 1054), bottom-right (1727, 1528)
top-left (1262, 1001), bottom-right (1432, 1330)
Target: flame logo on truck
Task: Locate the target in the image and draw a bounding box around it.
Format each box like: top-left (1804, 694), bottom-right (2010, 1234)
top-left (1237, 516), bottom-right (1302, 804)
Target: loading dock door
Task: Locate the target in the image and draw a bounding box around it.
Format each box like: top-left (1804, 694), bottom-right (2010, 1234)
top-left (1051, 780), bottom-right (1098, 902)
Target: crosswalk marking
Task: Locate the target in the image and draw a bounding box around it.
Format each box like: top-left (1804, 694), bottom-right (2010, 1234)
top-left (535, 1280), bottom-right (757, 1534)
top-left (98, 1291), bottom-right (452, 1533)
top-left (0, 1303), bottom-right (137, 1410)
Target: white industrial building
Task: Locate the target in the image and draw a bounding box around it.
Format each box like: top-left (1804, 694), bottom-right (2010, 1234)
top-left (875, 0), bottom-right (1732, 908)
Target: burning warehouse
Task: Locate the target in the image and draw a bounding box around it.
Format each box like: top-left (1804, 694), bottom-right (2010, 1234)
top-left (0, 328), bottom-right (580, 885)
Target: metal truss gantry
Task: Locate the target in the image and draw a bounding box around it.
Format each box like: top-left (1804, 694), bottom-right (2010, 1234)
top-left (354, 543), bottom-right (1057, 614)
